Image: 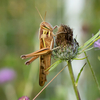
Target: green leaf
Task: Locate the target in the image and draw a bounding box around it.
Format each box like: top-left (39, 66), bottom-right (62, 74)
top-left (75, 63), bottom-right (86, 86)
top-left (78, 46), bottom-right (94, 54)
top-left (73, 57), bottom-right (87, 60)
top-left (84, 31), bottom-right (100, 46)
top-left (49, 60), bottom-right (62, 72)
top-left (79, 30), bottom-right (100, 50)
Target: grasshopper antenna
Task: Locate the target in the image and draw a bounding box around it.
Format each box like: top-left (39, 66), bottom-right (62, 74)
top-left (44, 11), bottom-right (47, 21)
top-left (35, 7), bottom-right (44, 21)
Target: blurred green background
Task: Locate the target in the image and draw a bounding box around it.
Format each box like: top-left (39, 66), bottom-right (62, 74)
top-left (0, 0), bottom-right (100, 100)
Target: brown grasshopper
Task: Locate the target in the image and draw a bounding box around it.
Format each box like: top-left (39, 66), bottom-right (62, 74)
top-left (21, 9), bottom-right (57, 86)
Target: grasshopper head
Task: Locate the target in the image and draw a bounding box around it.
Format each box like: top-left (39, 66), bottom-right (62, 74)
top-left (40, 21), bottom-right (53, 31)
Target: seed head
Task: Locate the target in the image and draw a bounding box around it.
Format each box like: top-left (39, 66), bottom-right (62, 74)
top-left (56, 24), bottom-right (73, 46)
top-left (53, 25), bottom-right (79, 60)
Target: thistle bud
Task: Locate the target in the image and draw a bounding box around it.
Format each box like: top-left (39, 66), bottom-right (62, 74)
top-left (53, 25), bottom-right (79, 60)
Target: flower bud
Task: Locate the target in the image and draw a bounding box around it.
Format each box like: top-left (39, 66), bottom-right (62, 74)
top-left (18, 96), bottom-right (30, 100)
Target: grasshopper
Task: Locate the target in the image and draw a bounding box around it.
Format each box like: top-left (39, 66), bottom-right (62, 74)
top-left (21, 8), bottom-right (57, 86)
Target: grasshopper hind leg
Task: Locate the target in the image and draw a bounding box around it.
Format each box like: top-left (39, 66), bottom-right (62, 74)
top-left (39, 55), bottom-right (47, 86)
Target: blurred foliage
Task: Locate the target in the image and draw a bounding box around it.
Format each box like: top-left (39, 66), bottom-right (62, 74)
top-left (0, 0), bottom-right (65, 100)
top-left (82, 0), bottom-right (100, 100)
top-left (0, 0), bottom-right (100, 100)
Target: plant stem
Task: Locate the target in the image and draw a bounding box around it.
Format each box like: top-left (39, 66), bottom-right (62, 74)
top-left (84, 52), bottom-right (100, 93)
top-left (68, 60), bottom-right (81, 100)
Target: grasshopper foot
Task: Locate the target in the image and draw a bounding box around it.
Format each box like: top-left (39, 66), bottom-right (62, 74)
top-left (20, 55), bottom-right (27, 59)
top-left (25, 61), bottom-right (30, 65)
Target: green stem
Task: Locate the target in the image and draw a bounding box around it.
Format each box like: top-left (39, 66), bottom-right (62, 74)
top-left (68, 60), bottom-right (81, 100)
top-left (84, 52), bottom-right (100, 93)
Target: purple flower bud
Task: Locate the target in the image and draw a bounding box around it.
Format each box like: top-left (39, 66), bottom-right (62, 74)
top-left (94, 39), bottom-right (100, 49)
top-left (0, 68), bottom-right (16, 84)
top-left (18, 96), bottom-right (30, 100)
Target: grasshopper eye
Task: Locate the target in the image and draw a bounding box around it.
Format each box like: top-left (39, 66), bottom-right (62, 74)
top-left (44, 26), bottom-right (48, 29)
top-left (45, 26), bottom-right (49, 29)
top-left (43, 24), bottom-right (49, 29)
